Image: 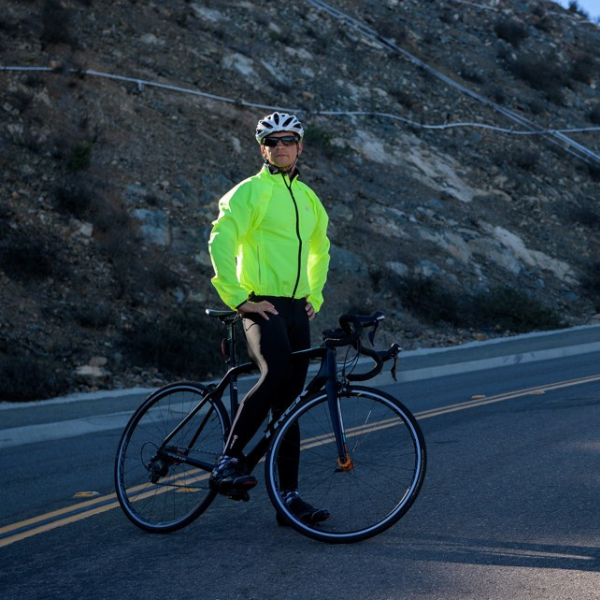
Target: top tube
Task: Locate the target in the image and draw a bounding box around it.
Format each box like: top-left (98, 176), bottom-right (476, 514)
top-left (205, 307), bottom-right (399, 387)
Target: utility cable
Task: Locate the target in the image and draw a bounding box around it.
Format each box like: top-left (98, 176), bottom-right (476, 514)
top-left (2, 65), bottom-right (598, 139)
top-left (303, 0), bottom-right (600, 166)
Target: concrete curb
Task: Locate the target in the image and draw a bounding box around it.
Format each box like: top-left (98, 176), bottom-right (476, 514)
top-left (388, 322), bottom-right (600, 384)
top-left (1, 324), bottom-right (599, 449)
top-left (2, 323), bottom-right (600, 408)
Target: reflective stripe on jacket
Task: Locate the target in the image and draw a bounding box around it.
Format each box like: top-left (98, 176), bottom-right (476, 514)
top-left (208, 165), bottom-right (330, 311)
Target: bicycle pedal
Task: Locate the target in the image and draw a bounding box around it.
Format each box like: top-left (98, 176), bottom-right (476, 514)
top-left (227, 489), bottom-right (250, 502)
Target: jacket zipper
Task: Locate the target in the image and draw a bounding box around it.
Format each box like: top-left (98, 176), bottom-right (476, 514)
top-left (282, 173), bottom-right (302, 298)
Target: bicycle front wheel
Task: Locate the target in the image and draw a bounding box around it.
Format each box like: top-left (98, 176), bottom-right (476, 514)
top-left (114, 381), bottom-right (229, 533)
top-left (265, 386), bottom-right (426, 543)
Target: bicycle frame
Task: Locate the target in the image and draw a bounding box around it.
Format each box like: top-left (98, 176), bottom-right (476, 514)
top-left (154, 317), bottom-right (352, 476)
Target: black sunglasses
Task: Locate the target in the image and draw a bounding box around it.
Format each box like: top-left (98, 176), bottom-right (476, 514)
top-left (262, 136), bottom-right (299, 147)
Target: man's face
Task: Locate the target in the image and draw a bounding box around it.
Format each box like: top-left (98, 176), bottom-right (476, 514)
top-left (260, 133), bottom-right (303, 169)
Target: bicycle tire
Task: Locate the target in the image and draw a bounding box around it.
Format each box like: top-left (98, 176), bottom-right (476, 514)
top-left (264, 386), bottom-right (426, 543)
top-left (114, 381), bottom-right (229, 533)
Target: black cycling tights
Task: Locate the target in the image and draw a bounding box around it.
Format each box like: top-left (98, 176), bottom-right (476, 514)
top-left (224, 297), bottom-right (311, 490)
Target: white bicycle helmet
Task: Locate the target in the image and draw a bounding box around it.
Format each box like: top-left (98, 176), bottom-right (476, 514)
top-left (255, 112), bottom-right (304, 143)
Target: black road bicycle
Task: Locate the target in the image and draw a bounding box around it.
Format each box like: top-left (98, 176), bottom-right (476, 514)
top-left (114, 310), bottom-right (426, 543)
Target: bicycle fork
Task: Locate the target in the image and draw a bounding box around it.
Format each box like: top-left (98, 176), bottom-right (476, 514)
top-left (325, 349), bottom-right (354, 472)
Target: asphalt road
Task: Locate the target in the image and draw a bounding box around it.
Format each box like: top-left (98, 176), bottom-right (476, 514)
top-left (1, 324), bottom-right (600, 599)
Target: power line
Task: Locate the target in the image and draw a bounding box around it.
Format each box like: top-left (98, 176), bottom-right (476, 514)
top-left (2, 65), bottom-right (598, 139)
top-left (304, 0), bottom-right (600, 166)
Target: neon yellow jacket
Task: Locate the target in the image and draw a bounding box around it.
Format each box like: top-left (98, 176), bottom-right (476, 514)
top-left (209, 165), bottom-right (330, 311)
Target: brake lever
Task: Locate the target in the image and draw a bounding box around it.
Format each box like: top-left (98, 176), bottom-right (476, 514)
top-left (390, 354), bottom-right (398, 382)
top-left (368, 319), bottom-right (380, 346)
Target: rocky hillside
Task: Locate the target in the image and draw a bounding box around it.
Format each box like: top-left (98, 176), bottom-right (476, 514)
top-left (1, 0), bottom-right (600, 400)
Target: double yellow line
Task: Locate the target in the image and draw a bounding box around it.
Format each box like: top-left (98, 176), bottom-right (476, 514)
top-left (414, 373), bottom-right (600, 421)
top-left (2, 372), bottom-right (600, 547)
top-left (0, 492), bottom-right (120, 548)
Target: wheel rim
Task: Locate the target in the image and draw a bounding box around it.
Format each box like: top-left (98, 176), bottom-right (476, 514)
top-left (266, 388), bottom-right (425, 542)
top-left (115, 383), bottom-right (227, 531)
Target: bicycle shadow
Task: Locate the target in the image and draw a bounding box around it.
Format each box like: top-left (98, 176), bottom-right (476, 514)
top-left (395, 533), bottom-right (600, 573)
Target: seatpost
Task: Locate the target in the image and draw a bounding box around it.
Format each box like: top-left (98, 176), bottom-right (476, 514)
top-left (228, 319), bottom-right (240, 415)
top-left (227, 319), bottom-right (237, 366)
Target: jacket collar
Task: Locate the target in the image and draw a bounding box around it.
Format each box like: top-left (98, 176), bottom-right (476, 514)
top-left (263, 162), bottom-right (300, 181)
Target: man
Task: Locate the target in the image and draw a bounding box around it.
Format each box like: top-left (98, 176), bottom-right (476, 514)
top-left (208, 112), bottom-right (331, 524)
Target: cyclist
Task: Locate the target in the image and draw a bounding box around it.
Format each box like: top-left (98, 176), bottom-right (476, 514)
top-left (208, 112), bottom-right (331, 525)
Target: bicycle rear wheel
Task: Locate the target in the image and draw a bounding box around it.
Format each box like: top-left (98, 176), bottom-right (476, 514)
top-left (265, 386), bottom-right (426, 543)
top-left (114, 381), bottom-right (229, 533)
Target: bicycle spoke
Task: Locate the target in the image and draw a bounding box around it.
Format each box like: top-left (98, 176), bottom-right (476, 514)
top-left (265, 386), bottom-right (426, 543)
top-left (114, 383), bottom-right (228, 532)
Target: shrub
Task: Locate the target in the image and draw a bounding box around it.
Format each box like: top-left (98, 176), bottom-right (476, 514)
top-left (392, 275), bottom-right (462, 326)
top-left (53, 179), bottom-right (94, 218)
top-left (22, 72), bottom-right (45, 88)
top-left (514, 149), bottom-right (539, 171)
top-left (390, 276), bottom-right (563, 333)
top-left (66, 142), bottom-right (93, 172)
top-left (125, 307), bottom-right (228, 379)
top-left (73, 304), bottom-right (113, 328)
top-left (509, 55), bottom-right (566, 102)
top-left (41, 0), bottom-right (75, 46)
top-left (89, 197), bottom-right (126, 233)
top-left (534, 16), bottom-right (554, 33)
top-left (0, 232), bottom-right (58, 281)
top-left (378, 21), bottom-right (407, 44)
top-left (568, 206), bottom-right (600, 228)
top-left (588, 164), bottom-right (600, 182)
top-left (0, 357), bottom-right (69, 401)
top-left (390, 88), bottom-right (416, 109)
top-left (588, 107), bottom-right (600, 125)
top-left (101, 229), bottom-right (141, 300)
top-left (471, 286), bottom-right (564, 332)
top-left (460, 68), bottom-right (485, 84)
top-left (571, 54), bottom-right (597, 84)
top-left (495, 20), bottom-right (528, 48)
top-left (582, 262), bottom-right (600, 311)
top-left (150, 263), bottom-right (180, 291)
top-left (489, 86), bottom-right (507, 105)
top-left (304, 125), bottom-right (341, 159)
top-left (568, 1), bottom-right (589, 18)
top-left (528, 99), bottom-right (544, 115)
top-left (6, 90), bottom-right (33, 113)
top-left (0, 205), bottom-right (12, 238)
